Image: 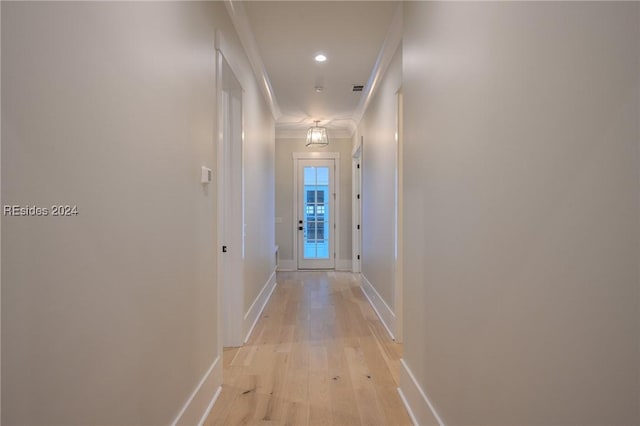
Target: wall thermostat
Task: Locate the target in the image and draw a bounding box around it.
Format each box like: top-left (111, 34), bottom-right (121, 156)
top-left (201, 166), bottom-right (212, 184)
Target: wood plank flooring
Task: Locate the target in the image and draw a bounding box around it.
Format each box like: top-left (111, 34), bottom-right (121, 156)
top-left (204, 271), bottom-right (412, 426)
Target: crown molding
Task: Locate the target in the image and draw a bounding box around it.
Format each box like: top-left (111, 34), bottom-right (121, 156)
top-left (352, 3), bottom-right (403, 126)
top-left (225, 0), bottom-right (282, 120)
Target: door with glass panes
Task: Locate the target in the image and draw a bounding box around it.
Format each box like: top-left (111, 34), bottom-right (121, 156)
top-left (297, 159), bottom-right (335, 269)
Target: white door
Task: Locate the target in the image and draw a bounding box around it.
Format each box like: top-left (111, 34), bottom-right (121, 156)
top-left (297, 159), bottom-right (335, 269)
top-left (352, 140), bottom-right (362, 273)
top-left (217, 50), bottom-right (244, 348)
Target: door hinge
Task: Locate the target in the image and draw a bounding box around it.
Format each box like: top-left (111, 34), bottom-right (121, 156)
top-left (333, 193), bottom-right (336, 200)
top-left (357, 255), bottom-right (360, 260)
top-left (357, 194), bottom-right (360, 200)
top-left (222, 245), bottom-right (228, 253)
top-left (334, 252), bottom-right (336, 259)
top-left (357, 224), bottom-right (360, 230)
top-left (357, 164), bottom-right (360, 169)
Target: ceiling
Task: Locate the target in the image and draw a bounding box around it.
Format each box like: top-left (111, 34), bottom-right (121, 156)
top-left (240, 1), bottom-right (398, 139)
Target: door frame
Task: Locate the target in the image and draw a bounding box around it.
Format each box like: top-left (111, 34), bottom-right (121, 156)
top-left (351, 138), bottom-right (362, 273)
top-left (216, 42), bottom-right (245, 349)
top-left (394, 89), bottom-right (404, 342)
top-left (292, 152), bottom-right (340, 270)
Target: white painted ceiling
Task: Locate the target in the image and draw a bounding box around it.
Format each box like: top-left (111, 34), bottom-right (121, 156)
top-left (242, 1), bottom-right (397, 138)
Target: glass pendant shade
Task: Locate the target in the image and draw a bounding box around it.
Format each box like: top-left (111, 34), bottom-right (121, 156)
top-left (306, 121), bottom-right (329, 147)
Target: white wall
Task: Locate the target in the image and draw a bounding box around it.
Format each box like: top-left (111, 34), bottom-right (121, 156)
top-left (1, 2), bottom-right (274, 424)
top-left (358, 44), bottom-right (402, 311)
top-left (275, 138), bottom-right (352, 270)
top-left (243, 100), bottom-right (276, 315)
top-left (402, 2), bottom-right (640, 425)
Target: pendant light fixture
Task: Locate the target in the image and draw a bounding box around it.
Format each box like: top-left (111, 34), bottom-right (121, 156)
top-left (306, 120), bottom-right (329, 147)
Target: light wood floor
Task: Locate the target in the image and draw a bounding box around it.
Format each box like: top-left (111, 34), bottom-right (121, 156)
top-left (204, 271), bottom-right (412, 426)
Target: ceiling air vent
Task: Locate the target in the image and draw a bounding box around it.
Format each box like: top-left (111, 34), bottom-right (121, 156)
top-left (352, 85), bottom-right (364, 92)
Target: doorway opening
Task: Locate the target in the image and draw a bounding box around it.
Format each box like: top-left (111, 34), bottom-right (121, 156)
top-left (216, 49), bottom-right (244, 348)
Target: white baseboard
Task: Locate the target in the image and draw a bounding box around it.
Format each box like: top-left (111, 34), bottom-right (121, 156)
top-left (278, 259), bottom-right (352, 272)
top-left (398, 359), bottom-right (444, 426)
top-left (244, 269), bottom-right (277, 342)
top-left (198, 386), bottom-right (222, 426)
top-left (277, 259), bottom-right (296, 271)
top-left (335, 259), bottom-right (352, 271)
top-left (172, 356), bottom-right (222, 426)
top-left (360, 274), bottom-right (396, 340)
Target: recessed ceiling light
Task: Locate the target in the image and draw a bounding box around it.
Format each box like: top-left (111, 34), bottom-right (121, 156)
top-left (315, 54), bottom-right (327, 62)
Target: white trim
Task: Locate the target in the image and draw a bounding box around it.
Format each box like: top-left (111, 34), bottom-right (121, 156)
top-left (292, 152), bottom-right (341, 160)
top-left (352, 3), bottom-right (403, 126)
top-left (197, 386), bottom-right (222, 426)
top-left (397, 387), bottom-right (420, 426)
top-left (171, 356), bottom-right (222, 426)
top-left (278, 259), bottom-right (350, 272)
top-left (399, 359), bottom-right (445, 426)
top-left (224, 0), bottom-right (281, 120)
top-left (360, 274), bottom-right (395, 341)
top-left (215, 34), bottom-right (224, 367)
top-left (351, 138), bottom-right (363, 159)
top-left (0, 4), bottom-right (3, 418)
top-left (335, 259), bottom-right (352, 271)
top-left (277, 259), bottom-right (296, 271)
top-left (243, 269), bottom-right (277, 343)
top-left (394, 89), bottom-right (404, 343)
top-left (352, 140), bottom-right (362, 273)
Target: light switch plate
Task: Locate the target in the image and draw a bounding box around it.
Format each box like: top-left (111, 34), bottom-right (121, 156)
top-left (201, 166), bottom-right (212, 184)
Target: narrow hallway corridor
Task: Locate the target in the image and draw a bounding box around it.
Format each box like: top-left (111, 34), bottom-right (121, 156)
top-left (205, 272), bottom-right (412, 425)
top-left (3, 2), bottom-right (639, 424)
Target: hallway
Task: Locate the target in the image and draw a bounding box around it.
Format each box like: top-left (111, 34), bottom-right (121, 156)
top-left (2, 2), bottom-right (639, 425)
top-left (205, 272), bottom-right (411, 425)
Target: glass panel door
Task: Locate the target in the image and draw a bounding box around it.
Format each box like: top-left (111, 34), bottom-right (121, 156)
top-left (304, 166), bottom-right (330, 259)
top-left (297, 159), bottom-right (335, 269)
